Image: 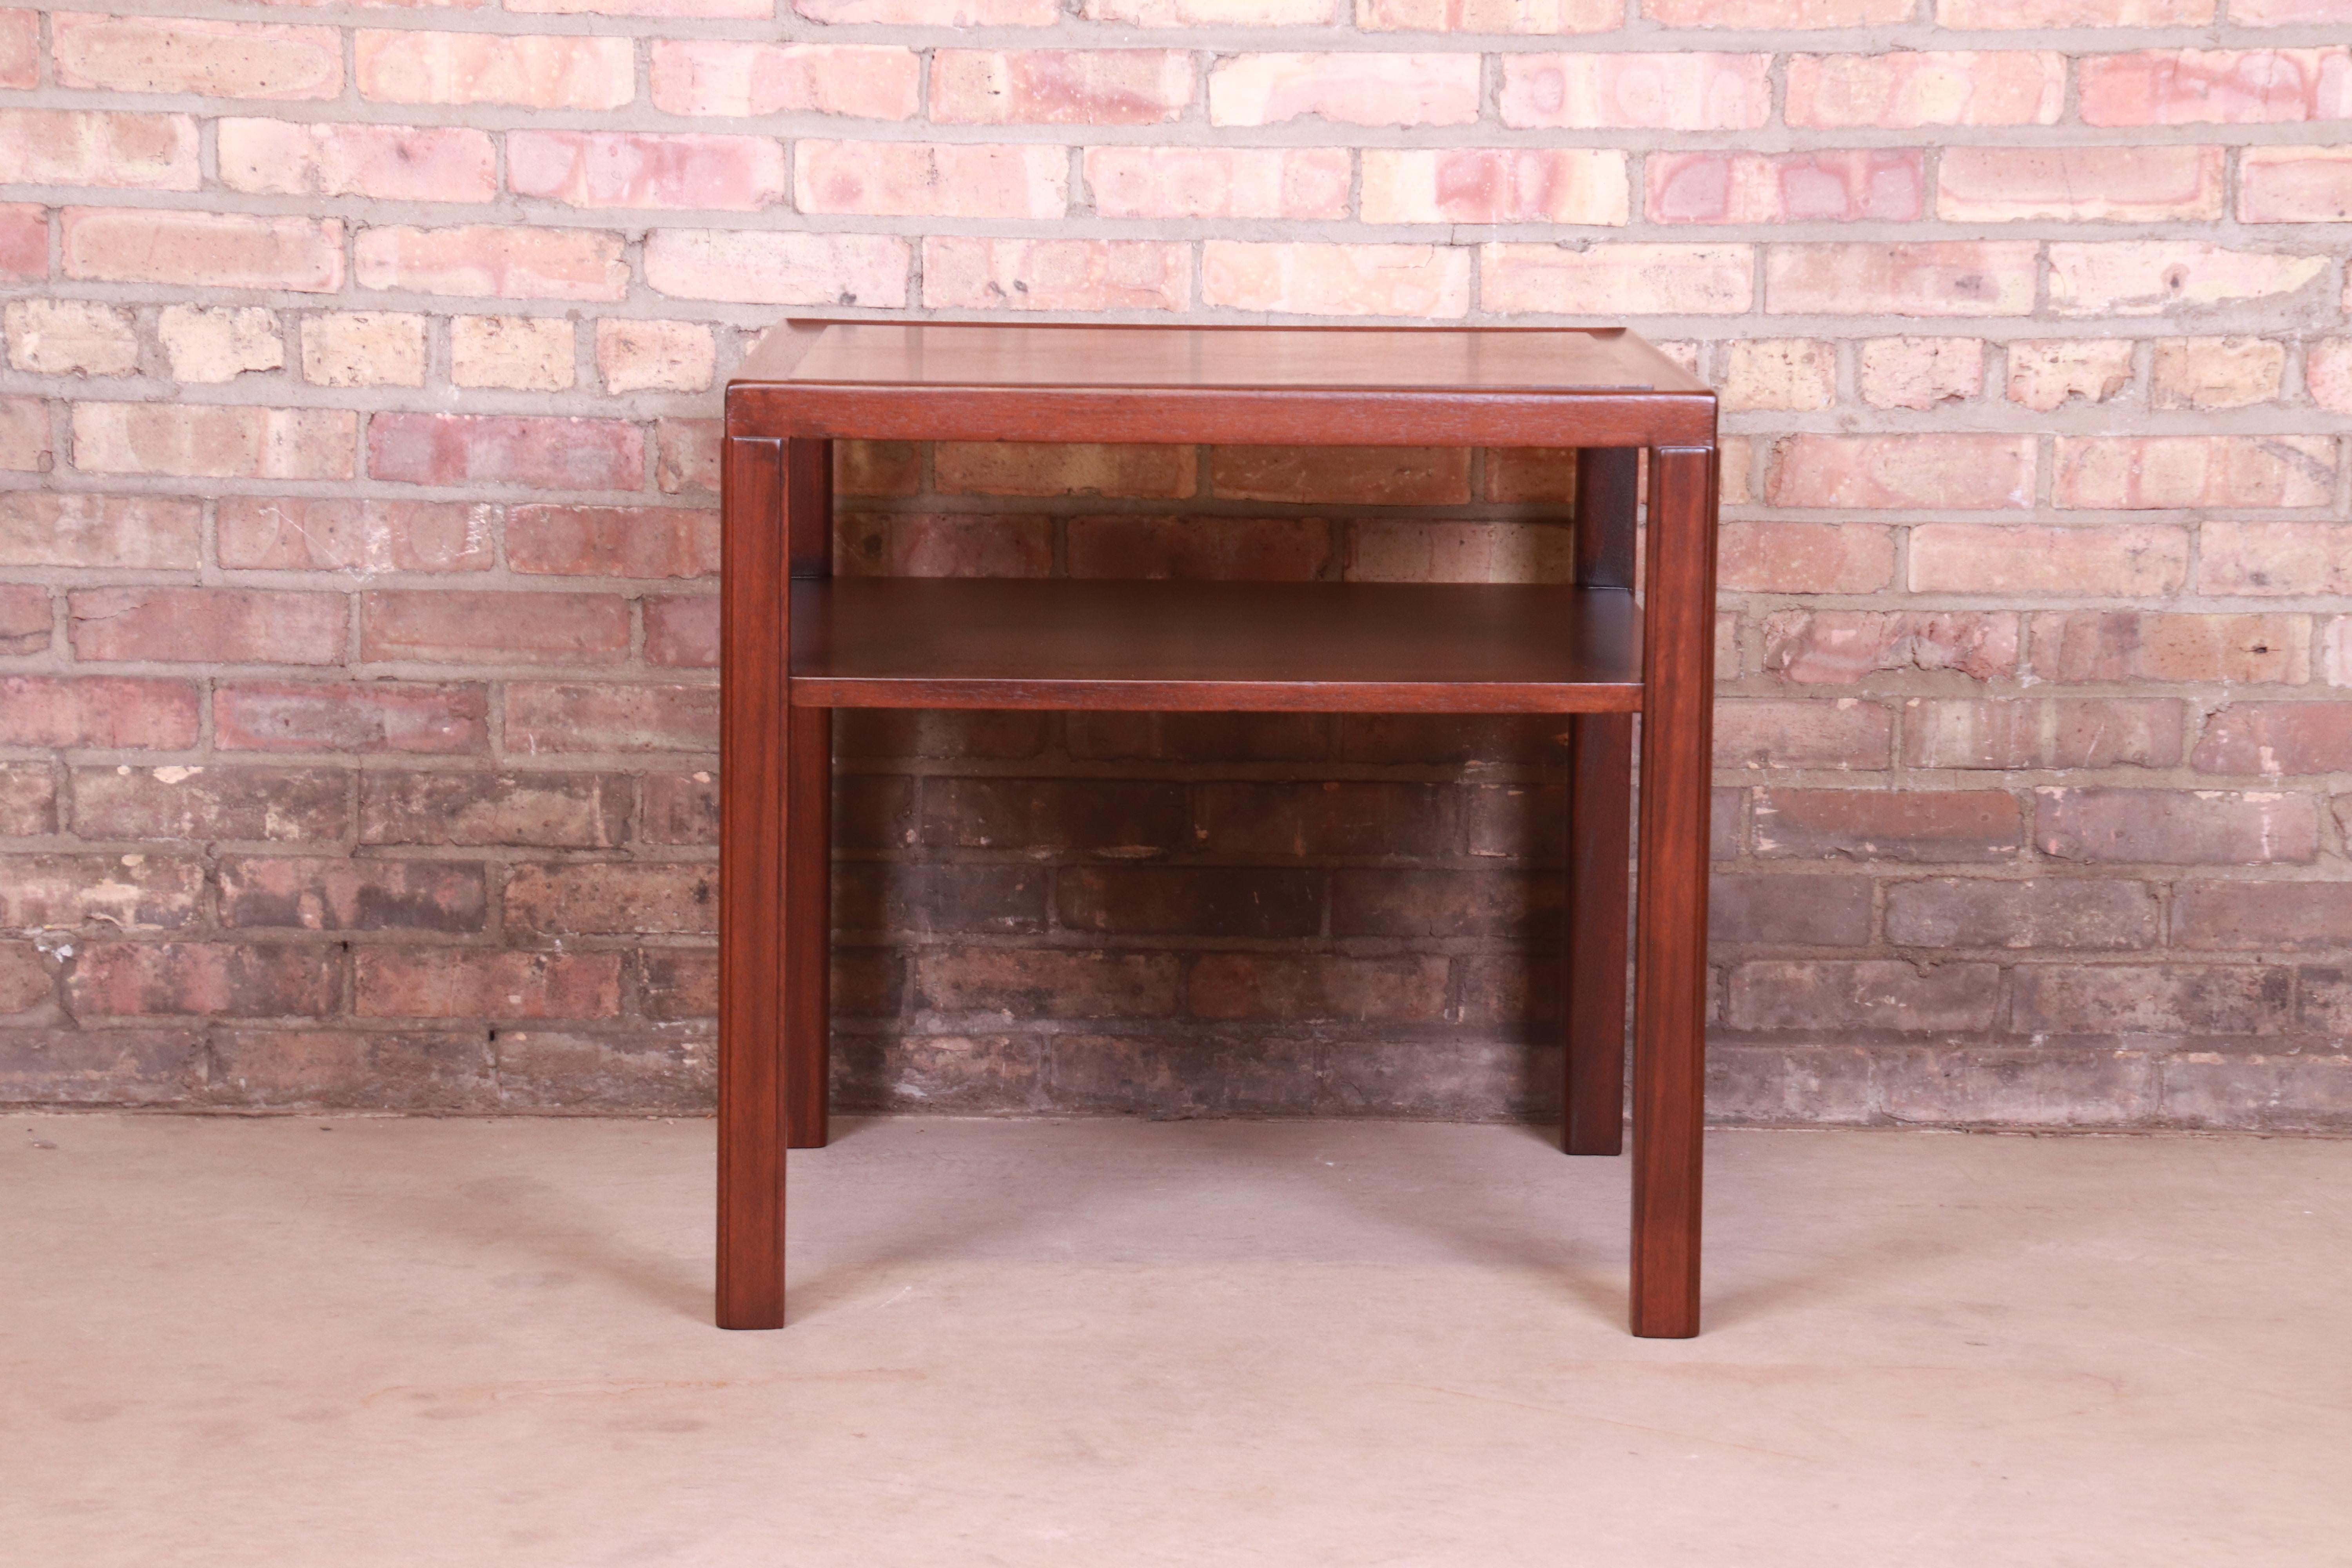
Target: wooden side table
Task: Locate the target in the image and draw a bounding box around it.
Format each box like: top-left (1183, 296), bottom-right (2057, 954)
top-left (720, 321), bottom-right (1719, 1337)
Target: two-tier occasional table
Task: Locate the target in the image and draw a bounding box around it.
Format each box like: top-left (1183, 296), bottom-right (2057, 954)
top-left (719, 321), bottom-right (1719, 1337)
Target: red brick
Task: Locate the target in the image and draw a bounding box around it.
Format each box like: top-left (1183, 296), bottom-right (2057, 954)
top-left (932, 49), bottom-right (1193, 124)
top-left (2192, 704), bottom-right (2352, 776)
top-left (355, 948), bottom-right (621, 1018)
top-left (1938, 0), bottom-right (2212, 20)
top-left (2080, 48), bottom-right (2352, 125)
top-left (359, 591), bottom-right (629, 666)
top-left (508, 505), bottom-right (717, 578)
top-left (915, 948), bottom-right (1179, 1019)
top-left (637, 771), bottom-right (722, 848)
top-left (368, 414), bottom-right (642, 492)
top-left (0, 855), bottom-right (203, 930)
top-left (1765, 241), bottom-right (2037, 316)
top-left (0, 585), bottom-right (46, 655)
top-left (1719, 523), bottom-right (1895, 593)
top-left (69, 943), bottom-right (338, 1018)
top-left (52, 15), bottom-right (341, 99)
top-left (1344, 520), bottom-right (1574, 583)
top-left (2036, 787), bottom-right (2317, 864)
top-left (72, 764), bottom-right (348, 842)
top-left (355, 31), bottom-right (633, 109)
top-left (1063, 867), bottom-right (1321, 937)
top-left (1938, 146), bottom-right (2225, 222)
top-left (796, 141), bottom-right (1065, 218)
top-left (214, 682), bottom-right (488, 754)
top-left (0, 9), bottom-right (32, 88)
top-left (1726, 961), bottom-right (2001, 1033)
top-left (494, 1031), bottom-right (711, 1112)
top-left (72, 404), bottom-right (350, 482)
top-left (1067, 515), bottom-right (1330, 581)
top-left (504, 683), bottom-right (717, 753)
top-left (217, 120), bottom-right (494, 201)
top-left (656, 419), bottom-right (719, 496)
top-left (1189, 954), bottom-right (1447, 1023)
top-left (1648, 149), bottom-right (1920, 224)
top-left (506, 862), bottom-right (715, 934)
top-left (645, 595), bottom-right (717, 668)
top-left (1209, 446), bottom-right (1466, 506)
top-left (217, 498), bottom-right (494, 573)
top-left (0, 943), bottom-right (51, 1013)
top-left (935, 442), bottom-right (1192, 499)
top-left (2011, 964), bottom-right (2285, 1036)
top-left (1754, 789), bottom-right (2023, 862)
top-left (359, 771), bottom-right (630, 848)
top-left (1766, 434), bottom-right (2031, 511)
top-left (2239, 146), bottom-right (2352, 223)
top-left (2172, 882), bottom-right (2352, 950)
top-left (1886, 877), bottom-right (2158, 950)
top-left (1784, 51), bottom-right (2065, 127)
top-left (2029, 612), bottom-right (2306, 685)
top-left (1763, 610), bottom-right (2017, 685)
top-left (69, 588), bottom-right (345, 665)
top-left (0, 765), bottom-right (60, 837)
top-left (0, 110), bottom-right (198, 190)
top-left (1903, 698), bottom-right (2184, 769)
top-left (507, 131), bottom-right (786, 211)
top-left (1083, 148), bottom-right (1350, 220)
top-left (642, 230), bottom-right (909, 307)
top-left (63, 209), bottom-right (342, 292)
top-left (0, 204), bottom-right (43, 281)
top-left (1708, 873), bottom-right (1871, 944)
top-left (2161, 1051), bottom-right (2352, 1132)
top-left (635, 949), bottom-right (717, 1022)
top-left (1480, 242), bottom-right (1750, 316)
top-left (1909, 525), bottom-right (2188, 596)
top-left (354, 225), bottom-right (627, 302)
top-left (0, 676), bottom-right (199, 749)
top-left (207, 1030), bottom-right (493, 1113)
top-left (0, 493), bottom-right (200, 570)
top-left (2198, 523), bottom-right (2352, 596)
top-left (648, 42), bottom-right (920, 119)
top-left (1715, 699), bottom-right (1891, 770)
top-left (920, 777), bottom-right (1186, 855)
top-left (923, 238), bottom-right (1189, 313)
top-left (1212, 52), bottom-right (1480, 127)
top-left (1499, 53), bottom-right (1770, 129)
top-left (220, 858), bottom-right (486, 932)
top-left (1198, 780), bottom-right (1451, 857)
top-left (840, 513), bottom-right (1053, 578)
top-left (1331, 869), bottom-right (1559, 940)
top-left (2048, 241), bottom-right (2328, 316)
top-left (2055, 436), bottom-right (2334, 510)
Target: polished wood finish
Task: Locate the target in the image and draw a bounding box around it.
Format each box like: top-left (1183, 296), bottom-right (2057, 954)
top-left (720, 320), bottom-right (1719, 1338)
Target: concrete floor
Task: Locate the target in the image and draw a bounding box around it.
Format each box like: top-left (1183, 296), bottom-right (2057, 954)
top-left (5, 1117), bottom-right (2349, 1568)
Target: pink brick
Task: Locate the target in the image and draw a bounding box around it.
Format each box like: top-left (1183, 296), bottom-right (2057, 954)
top-left (505, 682), bottom-right (717, 753)
top-left (2149, 336), bottom-right (2285, 410)
top-left (1362, 150), bottom-right (1628, 225)
top-left (657, 418), bottom-right (720, 495)
top-left (2240, 147), bottom-right (2352, 223)
top-left (0, 111), bottom-right (198, 191)
top-left (509, 505), bottom-right (717, 577)
top-left (1355, 0), bottom-right (1615, 27)
top-left (596, 319), bottom-right (714, 394)
top-left (1937, 0), bottom-right (2212, 20)
top-left (0, 675), bottom-right (200, 748)
top-left (217, 497), bottom-right (495, 572)
top-left (369, 414), bottom-right (643, 492)
top-left (72, 404), bottom-right (353, 481)
top-left (1721, 339), bottom-right (1837, 410)
top-left (215, 681), bottom-right (487, 753)
top-left (1903, 698), bottom-right (2183, 769)
top-left (796, 142), bottom-right (1065, 218)
top-left (0, 396), bottom-right (46, 472)
top-left (2030, 611), bottom-right (2308, 685)
top-left (1715, 699), bottom-right (1891, 770)
top-left (1646, 0), bottom-right (1907, 22)
top-left (2007, 340), bottom-right (2136, 412)
top-left (362, 591), bottom-right (629, 664)
top-left (643, 230), bottom-right (909, 306)
top-left (1765, 242), bottom-right (2038, 317)
top-left (1767, 434), bottom-right (2029, 511)
top-left (842, 514), bottom-right (1051, 578)
top-left (70, 588), bottom-right (345, 665)
top-left (1763, 610), bottom-right (2018, 684)
top-left (1501, 54), bottom-right (1771, 131)
top-left (1203, 241), bottom-right (1470, 318)
top-left (356, 949), bottom-right (619, 1020)
top-left (799, 0), bottom-right (1056, 18)
top-left (1481, 243), bottom-right (1751, 315)
top-left (1910, 524), bottom-right (2189, 595)
top-left (1647, 150), bottom-right (1921, 224)
top-left (1719, 523), bottom-right (1895, 593)
top-left (2081, 49), bottom-right (2352, 125)
top-left (354, 226), bottom-right (627, 302)
top-left (1345, 520), bottom-right (1575, 583)
top-left (2191, 706), bottom-right (2352, 775)
top-left (0, 493), bottom-right (201, 569)
top-left (52, 15), bottom-right (341, 100)
top-left (0, 205), bottom-right (42, 281)
top-left (1210, 53), bottom-right (1481, 127)
top-left (512, 0), bottom-right (765, 13)
top-left (2199, 523), bottom-right (2352, 596)
top-left (508, 132), bottom-right (786, 211)
top-left (932, 51), bottom-right (1194, 125)
top-left (216, 120), bottom-right (495, 202)
top-left (355, 31), bottom-right (633, 109)
top-left (645, 595), bottom-right (718, 667)
top-left (1938, 146), bottom-right (2225, 222)
top-left (2036, 788), bottom-right (2315, 866)
top-left (63, 210), bottom-right (343, 293)
top-left (648, 42), bottom-right (920, 119)
top-left (2310, 338), bottom-right (2352, 414)
top-left (1085, 148), bottom-right (1350, 220)
top-left (1216, 446), bottom-right (1468, 505)
top-left (2234, 0), bottom-right (2351, 19)
top-left (2054, 436), bottom-right (2335, 510)
top-left (924, 238), bottom-right (1189, 312)
top-left (2048, 241), bottom-right (2329, 315)
top-left (0, 9), bottom-right (32, 88)
top-left (936, 443), bottom-right (1193, 498)
top-left (1858, 337), bottom-right (1985, 409)
top-left (1067, 515), bottom-right (1327, 580)
top-left (1785, 51), bottom-right (2066, 128)
top-left (68, 943), bottom-right (338, 1019)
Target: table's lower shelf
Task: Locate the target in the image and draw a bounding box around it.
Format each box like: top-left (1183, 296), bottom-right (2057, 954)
top-left (786, 578), bottom-right (1642, 713)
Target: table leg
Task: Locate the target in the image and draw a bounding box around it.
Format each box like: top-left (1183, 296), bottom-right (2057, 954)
top-left (1565, 711), bottom-right (1632, 1155)
top-left (719, 434), bottom-right (789, 1329)
top-left (784, 704), bottom-right (832, 1149)
top-left (1630, 445), bottom-right (1718, 1340)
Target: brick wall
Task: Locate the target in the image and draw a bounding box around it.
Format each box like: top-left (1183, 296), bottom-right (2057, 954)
top-left (1, 0), bottom-right (2347, 1128)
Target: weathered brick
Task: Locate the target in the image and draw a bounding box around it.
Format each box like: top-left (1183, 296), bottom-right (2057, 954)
top-left (355, 226), bottom-right (628, 302)
top-left (70, 588), bottom-right (345, 666)
top-left (449, 316), bottom-right (574, 392)
top-left (1902, 698), bottom-right (2183, 769)
top-left (1205, 241), bottom-right (1472, 318)
top-left (506, 862), bottom-right (714, 934)
top-left (0, 855), bottom-right (203, 930)
top-left (1715, 699), bottom-right (1891, 770)
top-left (494, 1032), bottom-right (710, 1112)
top-left (301, 313), bottom-right (428, 388)
top-left (1938, 145), bottom-right (2225, 222)
top-left (1085, 148), bottom-right (1351, 220)
top-left (2048, 241), bottom-right (2328, 316)
top-left (1480, 243), bottom-right (1751, 316)
top-left (644, 595), bottom-right (716, 668)
top-left (218, 497), bottom-right (493, 573)
top-left (2030, 612), bottom-right (2306, 685)
top-left (802, 0), bottom-right (1056, 20)
top-left (2006, 340), bottom-right (2135, 412)
top-left (797, 141), bottom-right (1064, 218)
top-left (2161, 1051), bottom-right (2352, 1133)
top-left (69, 943), bottom-right (338, 1018)
top-left (935, 442), bottom-right (1192, 499)
top-left (361, 591), bottom-right (628, 665)
top-left (920, 777), bottom-right (1187, 856)
top-left (1062, 867), bottom-right (1321, 937)
top-left (1709, 873), bottom-right (1871, 944)
top-left (2036, 787), bottom-right (2317, 864)
top-left (2054, 436), bottom-right (2334, 510)
top-left (2192, 704), bottom-right (2352, 776)
top-left (596, 321), bottom-right (713, 394)
top-left (1784, 51), bottom-right (2066, 127)
top-left (64, 210), bottom-right (343, 293)
top-left (1858, 337), bottom-right (1984, 410)
top-left (933, 50), bottom-right (1193, 125)
top-left (0, 493), bottom-right (200, 570)
top-left (1200, 780), bottom-right (1453, 857)
top-left (505, 683), bottom-right (717, 753)
top-left (1754, 789), bottom-right (2023, 862)
top-left (2146, 337), bottom-right (2286, 411)
top-left (2079, 48), bottom-right (2352, 126)
top-left (1331, 868), bottom-right (1556, 938)
top-left (1727, 961), bottom-right (2001, 1033)
top-left (72, 404), bottom-right (353, 481)
top-left (0, 584), bottom-right (47, 655)
top-left (214, 682), bottom-right (488, 755)
top-left (915, 948), bottom-right (1179, 1019)
top-left (1879, 1047), bottom-right (2156, 1127)
top-left (359, 771), bottom-right (630, 848)
top-left (355, 949), bottom-right (621, 1018)
top-left (220, 858), bottom-right (485, 932)
top-left (648, 42), bottom-right (920, 119)
top-left (1190, 953), bottom-right (1447, 1022)
top-left (0, 9), bottom-right (33, 89)
top-left (0, 764), bottom-right (57, 837)
top-left (2240, 145), bottom-right (2352, 223)
top-left (924, 238), bottom-right (1190, 313)
top-left (157, 305), bottom-right (284, 384)
top-left (218, 120), bottom-right (495, 202)
top-left (1764, 612), bottom-right (2018, 686)
top-left (1365, 149), bottom-right (1628, 225)
top-left (0, 110), bottom-right (198, 191)
top-left (1909, 525), bottom-right (2189, 596)
top-left (508, 131), bottom-right (787, 211)
top-left (1356, 0), bottom-right (1613, 26)
top-left (1887, 877), bottom-right (2158, 950)
top-left (1499, 53), bottom-right (1770, 129)
top-left (1066, 515), bottom-right (1330, 581)
top-left (657, 418), bottom-right (720, 495)
top-left (1769, 434), bottom-right (2031, 511)
top-left (52, 15), bottom-right (341, 100)
top-left (2307, 339), bottom-right (2352, 415)
top-left (642, 230), bottom-right (909, 307)
top-left (1720, 523), bottom-right (1896, 594)
top-left (355, 31), bottom-right (633, 109)
top-left (1718, 340), bottom-right (1835, 412)
top-left (2172, 882), bottom-right (2352, 951)
top-left (74, 764), bottom-right (347, 842)
top-left (0, 396), bottom-right (49, 471)
top-left (1765, 242), bottom-right (2038, 316)
top-left (0, 677), bottom-right (198, 750)
top-left (0, 205), bottom-right (44, 281)
top-left (841, 513), bottom-right (1053, 578)
top-left (1939, 0), bottom-right (2212, 20)
top-left (636, 949), bottom-right (717, 1022)
top-left (1211, 52), bottom-right (1479, 127)
top-left (208, 1031), bottom-right (494, 1112)
top-left (1210, 446), bottom-right (1466, 506)
top-left (2198, 523), bottom-right (2352, 596)
top-left (0, 942), bottom-right (52, 1014)
top-left (1648, 149), bottom-right (1920, 224)
top-left (508, 505), bottom-right (716, 578)
top-left (2012, 964), bottom-right (2284, 1037)
top-left (368, 414), bottom-right (642, 492)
